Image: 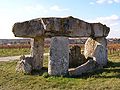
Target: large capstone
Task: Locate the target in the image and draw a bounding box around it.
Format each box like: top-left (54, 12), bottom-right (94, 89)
top-left (12, 16), bottom-right (110, 38)
top-left (48, 37), bottom-right (69, 76)
top-left (91, 23), bottom-right (110, 37)
top-left (84, 37), bottom-right (108, 66)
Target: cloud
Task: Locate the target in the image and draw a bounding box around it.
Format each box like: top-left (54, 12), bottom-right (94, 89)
top-left (23, 5), bottom-right (69, 14)
top-left (0, 5), bottom-right (70, 39)
top-left (50, 5), bottom-right (69, 12)
top-left (90, 0), bottom-right (120, 4)
top-left (0, 16), bottom-right (16, 39)
top-left (90, 15), bottom-right (120, 26)
top-left (23, 5), bottom-right (48, 13)
top-left (96, 0), bottom-right (120, 4)
top-left (89, 2), bottom-right (95, 4)
top-left (96, 0), bottom-right (106, 4)
top-left (18, 5), bottom-right (70, 18)
top-left (87, 15), bottom-right (120, 38)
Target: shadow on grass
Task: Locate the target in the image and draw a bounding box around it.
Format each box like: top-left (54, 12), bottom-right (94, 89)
top-left (29, 60), bottom-right (120, 79)
top-left (105, 60), bottom-right (120, 68)
top-left (31, 67), bottom-right (48, 76)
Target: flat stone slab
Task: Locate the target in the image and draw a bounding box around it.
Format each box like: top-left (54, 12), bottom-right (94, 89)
top-left (12, 16), bottom-right (110, 38)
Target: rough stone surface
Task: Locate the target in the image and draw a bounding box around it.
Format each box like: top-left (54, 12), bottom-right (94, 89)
top-left (48, 37), bottom-right (69, 76)
top-left (68, 58), bottom-right (102, 76)
top-left (12, 16), bottom-right (110, 38)
top-left (91, 23), bottom-right (110, 37)
top-left (16, 55), bottom-right (33, 74)
top-left (31, 37), bottom-right (44, 70)
top-left (12, 19), bottom-right (45, 38)
top-left (69, 45), bottom-right (87, 68)
top-left (84, 37), bottom-right (108, 66)
top-left (12, 16), bottom-right (110, 77)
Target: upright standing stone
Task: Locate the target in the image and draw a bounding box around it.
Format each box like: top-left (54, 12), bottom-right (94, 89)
top-left (48, 37), bottom-right (69, 76)
top-left (84, 37), bottom-right (108, 66)
top-left (31, 37), bottom-right (44, 70)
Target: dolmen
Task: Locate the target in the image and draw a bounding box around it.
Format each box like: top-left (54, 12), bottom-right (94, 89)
top-left (13, 16), bottom-right (110, 76)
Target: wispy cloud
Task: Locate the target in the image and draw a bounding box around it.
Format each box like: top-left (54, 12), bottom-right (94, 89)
top-left (90, 0), bottom-right (120, 4)
top-left (23, 5), bottom-right (69, 13)
top-left (50, 5), bottom-right (69, 12)
top-left (89, 15), bottom-right (120, 26)
top-left (24, 5), bottom-right (48, 13)
top-left (97, 0), bottom-right (120, 4)
top-left (0, 4), bottom-right (70, 39)
top-left (89, 2), bottom-right (95, 5)
top-left (87, 15), bottom-right (120, 38)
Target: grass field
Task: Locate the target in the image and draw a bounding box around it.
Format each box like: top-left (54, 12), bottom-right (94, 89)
top-left (0, 48), bottom-right (30, 57)
top-left (0, 48), bottom-right (49, 57)
top-left (0, 48), bottom-right (120, 90)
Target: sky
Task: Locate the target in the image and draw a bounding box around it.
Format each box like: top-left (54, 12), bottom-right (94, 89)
top-left (0, 0), bottom-right (120, 39)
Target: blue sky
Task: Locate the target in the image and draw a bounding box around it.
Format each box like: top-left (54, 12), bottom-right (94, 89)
top-left (0, 0), bottom-right (120, 39)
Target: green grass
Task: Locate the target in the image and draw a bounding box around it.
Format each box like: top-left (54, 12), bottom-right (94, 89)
top-left (0, 48), bottom-right (49, 57)
top-left (0, 51), bottom-right (120, 90)
top-left (0, 48), bottom-right (30, 57)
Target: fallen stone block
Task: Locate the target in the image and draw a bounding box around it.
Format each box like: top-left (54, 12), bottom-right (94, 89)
top-left (16, 55), bottom-right (33, 74)
top-left (68, 58), bottom-right (102, 76)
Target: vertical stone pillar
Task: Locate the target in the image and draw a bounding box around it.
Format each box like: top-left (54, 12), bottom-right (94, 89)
top-left (84, 37), bottom-right (108, 66)
top-left (48, 37), bottom-right (69, 76)
top-left (31, 37), bottom-right (44, 70)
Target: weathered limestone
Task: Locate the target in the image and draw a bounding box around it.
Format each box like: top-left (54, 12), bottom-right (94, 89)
top-left (91, 23), bottom-right (110, 37)
top-left (48, 37), bottom-right (69, 76)
top-left (68, 57), bottom-right (101, 76)
top-left (12, 19), bottom-right (45, 38)
top-left (31, 37), bottom-right (44, 70)
top-left (16, 55), bottom-right (33, 74)
top-left (12, 16), bottom-right (110, 76)
top-left (84, 37), bottom-right (108, 66)
top-left (12, 16), bottom-right (110, 38)
top-left (69, 46), bottom-right (86, 68)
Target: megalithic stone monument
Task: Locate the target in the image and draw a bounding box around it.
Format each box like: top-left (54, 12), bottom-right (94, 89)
top-left (12, 16), bottom-right (110, 76)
